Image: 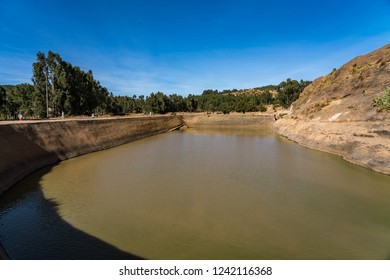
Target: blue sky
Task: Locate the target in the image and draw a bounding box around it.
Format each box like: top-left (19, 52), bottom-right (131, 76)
top-left (1, 0), bottom-right (390, 96)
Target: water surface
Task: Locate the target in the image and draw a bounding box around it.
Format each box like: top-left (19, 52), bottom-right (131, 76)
top-left (1, 128), bottom-right (390, 259)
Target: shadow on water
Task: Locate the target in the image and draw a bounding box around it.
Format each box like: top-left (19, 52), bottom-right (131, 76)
top-left (0, 165), bottom-right (144, 260)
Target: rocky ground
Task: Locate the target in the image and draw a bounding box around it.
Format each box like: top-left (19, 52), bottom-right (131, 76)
top-left (274, 119), bottom-right (390, 175)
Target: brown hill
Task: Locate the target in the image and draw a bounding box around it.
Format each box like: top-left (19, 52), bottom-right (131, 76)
top-left (292, 43), bottom-right (390, 121)
top-left (274, 43), bottom-right (390, 175)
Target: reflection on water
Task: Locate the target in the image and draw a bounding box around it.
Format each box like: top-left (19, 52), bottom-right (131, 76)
top-left (1, 128), bottom-right (390, 259)
top-left (0, 166), bottom-right (143, 260)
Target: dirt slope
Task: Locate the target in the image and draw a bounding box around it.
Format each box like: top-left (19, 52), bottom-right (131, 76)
top-left (274, 43), bottom-right (390, 174)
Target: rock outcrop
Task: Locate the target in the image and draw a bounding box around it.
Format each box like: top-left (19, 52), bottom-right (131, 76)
top-left (274, 43), bottom-right (390, 175)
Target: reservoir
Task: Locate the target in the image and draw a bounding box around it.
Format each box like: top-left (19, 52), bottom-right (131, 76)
top-left (0, 128), bottom-right (390, 259)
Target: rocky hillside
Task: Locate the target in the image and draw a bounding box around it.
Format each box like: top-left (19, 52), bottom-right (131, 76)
top-left (292, 43), bottom-right (390, 121)
top-left (274, 43), bottom-right (390, 175)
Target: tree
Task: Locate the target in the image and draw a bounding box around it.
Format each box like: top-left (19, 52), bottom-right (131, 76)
top-left (133, 95), bottom-right (145, 113)
top-left (53, 60), bottom-right (69, 114)
top-left (46, 51), bottom-right (63, 114)
top-left (0, 86), bottom-right (5, 107)
top-left (146, 92), bottom-right (169, 114)
top-left (8, 84), bottom-right (34, 117)
top-left (202, 89), bottom-right (219, 96)
top-left (259, 91), bottom-right (273, 105)
top-left (32, 51), bottom-right (64, 117)
top-left (32, 51), bottom-right (48, 117)
top-left (0, 86), bottom-right (6, 118)
top-left (168, 94), bottom-right (187, 112)
top-left (186, 94), bottom-right (198, 112)
top-left (235, 95), bottom-right (250, 113)
top-left (32, 51), bottom-right (113, 117)
top-left (275, 78), bottom-right (311, 108)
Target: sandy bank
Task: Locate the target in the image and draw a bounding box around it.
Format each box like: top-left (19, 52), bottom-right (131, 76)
top-left (273, 118), bottom-right (390, 175)
top-left (0, 116), bottom-right (183, 196)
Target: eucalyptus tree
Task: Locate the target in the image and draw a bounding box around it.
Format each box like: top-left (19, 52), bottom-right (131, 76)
top-left (46, 51), bottom-right (63, 114)
top-left (146, 92), bottom-right (169, 114)
top-left (7, 84), bottom-right (34, 117)
top-left (32, 50), bottom-right (113, 117)
top-left (0, 86), bottom-right (5, 107)
top-left (32, 52), bottom-right (48, 117)
top-left (0, 86), bottom-right (6, 118)
top-left (276, 78), bottom-right (311, 108)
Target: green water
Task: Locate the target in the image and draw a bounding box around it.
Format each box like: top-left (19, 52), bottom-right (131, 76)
top-left (0, 128), bottom-right (390, 259)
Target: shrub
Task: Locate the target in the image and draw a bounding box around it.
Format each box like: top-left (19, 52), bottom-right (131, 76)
top-left (372, 88), bottom-right (390, 112)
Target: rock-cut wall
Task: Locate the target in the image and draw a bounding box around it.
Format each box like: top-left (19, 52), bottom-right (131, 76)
top-left (0, 116), bottom-right (183, 195)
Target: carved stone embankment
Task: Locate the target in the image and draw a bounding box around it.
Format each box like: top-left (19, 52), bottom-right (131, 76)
top-left (273, 118), bottom-right (390, 175)
top-left (0, 116), bottom-right (183, 196)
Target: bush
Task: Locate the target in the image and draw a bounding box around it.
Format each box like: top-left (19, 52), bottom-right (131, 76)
top-left (258, 104), bottom-right (267, 112)
top-left (372, 88), bottom-right (390, 112)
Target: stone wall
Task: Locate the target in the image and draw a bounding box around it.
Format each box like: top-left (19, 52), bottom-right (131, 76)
top-left (0, 116), bottom-right (183, 195)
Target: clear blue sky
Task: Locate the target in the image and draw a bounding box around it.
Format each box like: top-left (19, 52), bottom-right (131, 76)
top-left (1, 0), bottom-right (390, 96)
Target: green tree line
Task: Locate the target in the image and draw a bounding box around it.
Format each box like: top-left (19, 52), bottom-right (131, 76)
top-left (32, 51), bottom-right (112, 117)
top-left (0, 51), bottom-right (311, 119)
